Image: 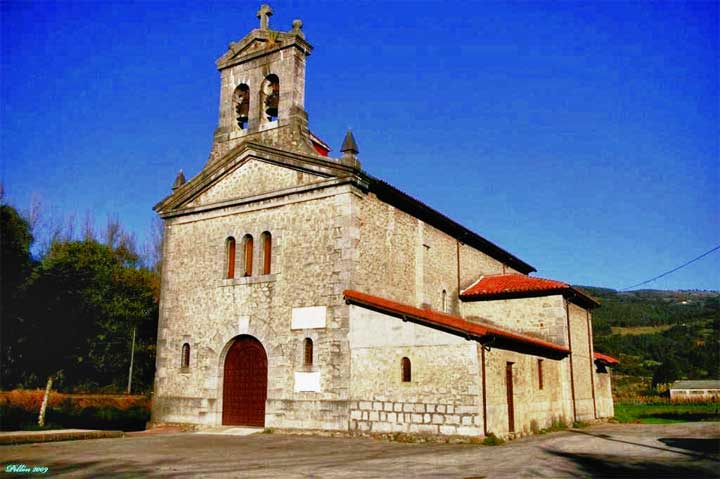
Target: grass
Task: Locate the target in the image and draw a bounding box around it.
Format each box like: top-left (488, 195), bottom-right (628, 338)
top-left (610, 325), bottom-right (673, 336)
top-left (614, 401), bottom-right (720, 424)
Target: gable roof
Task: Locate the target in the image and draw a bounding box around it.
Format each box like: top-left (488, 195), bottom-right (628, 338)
top-left (460, 273), bottom-right (599, 309)
top-left (344, 289), bottom-right (569, 359)
top-left (154, 138), bottom-right (536, 274)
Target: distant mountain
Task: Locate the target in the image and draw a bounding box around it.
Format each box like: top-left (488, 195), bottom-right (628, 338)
top-left (577, 286), bottom-right (719, 384)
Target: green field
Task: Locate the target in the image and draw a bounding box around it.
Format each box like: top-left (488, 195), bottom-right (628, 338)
top-left (614, 401), bottom-right (720, 424)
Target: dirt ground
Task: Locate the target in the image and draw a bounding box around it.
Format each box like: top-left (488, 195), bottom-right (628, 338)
top-left (1, 422), bottom-right (718, 478)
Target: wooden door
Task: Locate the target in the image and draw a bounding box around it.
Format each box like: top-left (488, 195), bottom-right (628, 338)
top-left (506, 362), bottom-right (515, 433)
top-left (222, 336), bottom-right (267, 426)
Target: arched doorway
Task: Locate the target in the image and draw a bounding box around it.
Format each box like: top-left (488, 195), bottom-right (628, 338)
top-left (222, 335), bottom-right (268, 426)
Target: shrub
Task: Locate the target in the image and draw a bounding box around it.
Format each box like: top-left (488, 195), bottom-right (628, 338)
top-left (0, 390), bottom-right (151, 431)
top-left (482, 432), bottom-right (504, 446)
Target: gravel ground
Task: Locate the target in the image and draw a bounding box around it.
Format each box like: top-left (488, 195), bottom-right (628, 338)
top-left (1, 421), bottom-right (718, 478)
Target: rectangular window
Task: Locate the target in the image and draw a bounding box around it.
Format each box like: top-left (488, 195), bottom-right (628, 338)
top-left (537, 359), bottom-right (544, 390)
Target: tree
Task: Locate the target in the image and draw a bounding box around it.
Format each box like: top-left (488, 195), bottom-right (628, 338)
top-left (0, 203), bottom-right (35, 387)
top-left (20, 237), bottom-right (158, 392)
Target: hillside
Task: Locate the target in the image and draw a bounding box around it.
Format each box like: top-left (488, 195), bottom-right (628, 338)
top-left (578, 287), bottom-right (719, 385)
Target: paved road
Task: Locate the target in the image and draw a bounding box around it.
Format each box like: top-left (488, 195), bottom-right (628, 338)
top-left (1, 422), bottom-right (718, 478)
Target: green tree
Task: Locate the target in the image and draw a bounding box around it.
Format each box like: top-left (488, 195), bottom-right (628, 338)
top-left (0, 203), bottom-right (35, 387)
top-left (21, 238), bottom-right (158, 392)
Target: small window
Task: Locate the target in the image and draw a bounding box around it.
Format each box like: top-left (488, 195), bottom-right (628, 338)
top-left (181, 343), bottom-right (190, 368)
top-left (401, 357), bottom-right (411, 382)
top-left (243, 234), bottom-right (254, 276)
top-left (261, 231), bottom-right (272, 275)
top-left (537, 359), bottom-right (544, 390)
top-left (226, 237), bottom-right (236, 279)
top-left (304, 338), bottom-right (313, 367)
top-left (442, 289), bottom-right (447, 312)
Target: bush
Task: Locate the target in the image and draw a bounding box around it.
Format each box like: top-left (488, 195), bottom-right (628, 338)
top-left (482, 432), bottom-right (504, 446)
top-left (0, 389), bottom-right (151, 431)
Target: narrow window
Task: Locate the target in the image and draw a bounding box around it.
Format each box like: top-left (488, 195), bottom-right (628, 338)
top-left (181, 343), bottom-right (190, 368)
top-left (401, 357), bottom-right (411, 382)
top-left (243, 234), bottom-right (254, 276)
top-left (537, 359), bottom-right (544, 390)
top-left (261, 231), bottom-right (272, 275)
top-left (233, 84), bottom-right (250, 129)
top-left (262, 74), bottom-right (279, 122)
top-left (304, 338), bottom-right (313, 367)
top-left (226, 237), bottom-right (236, 279)
top-left (442, 289), bottom-right (447, 312)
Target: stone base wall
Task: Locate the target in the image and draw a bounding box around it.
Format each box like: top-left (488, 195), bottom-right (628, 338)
top-left (266, 399), bottom-right (349, 431)
top-left (349, 400), bottom-right (483, 436)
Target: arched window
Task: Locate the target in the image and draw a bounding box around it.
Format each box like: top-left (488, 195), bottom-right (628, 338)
top-left (442, 289), bottom-right (447, 312)
top-left (243, 234), bottom-right (254, 276)
top-left (304, 338), bottom-right (313, 367)
top-left (226, 237), bottom-right (236, 279)
top-left (181, 343), bottom-right (190, 368)
top-left (233, 84), bottom-right (250, 129)
top-left (401, 357), bottom-right (411, 382)
top-left (262, 74), bottom-right (279, 122)
top-left (261, 231), bottom-right (272, 275)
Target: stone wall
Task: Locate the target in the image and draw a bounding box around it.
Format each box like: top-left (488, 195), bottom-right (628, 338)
top-left (594, 367), bottom-right (614, 418)
top-left (353, 193), bottom-right (514, 313)
top-left (483, 347), bottom-right (572, 436)
top-left (152, 176), bottom-right (358, 430)
top-left (348, 305), bottom-right (483, 435)
top-left (567, 302), bottom-right (596, 421)
top-left (461, 295), bottom-right (568, 345)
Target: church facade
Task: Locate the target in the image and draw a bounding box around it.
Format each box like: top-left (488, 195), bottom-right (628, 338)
top-left (151, 4), bottom-right (616, 437)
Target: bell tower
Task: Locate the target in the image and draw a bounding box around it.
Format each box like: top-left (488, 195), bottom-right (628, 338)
top-left (208, 4), bottom-right (315, 165)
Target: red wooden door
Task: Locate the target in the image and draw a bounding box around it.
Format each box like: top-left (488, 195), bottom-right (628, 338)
top-left (222, 336), bottom-right (267, 426)
top-left (506, 362), bottom-right (515, 433)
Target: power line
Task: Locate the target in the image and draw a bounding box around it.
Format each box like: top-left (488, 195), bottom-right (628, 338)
top-left (621, 244), bottom-right (720, 291)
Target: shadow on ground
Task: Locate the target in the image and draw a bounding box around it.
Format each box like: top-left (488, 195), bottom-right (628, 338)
top-left (658, 437), bottom-right (720, 456)
top-left (545, 450), bottom-right (719, 479)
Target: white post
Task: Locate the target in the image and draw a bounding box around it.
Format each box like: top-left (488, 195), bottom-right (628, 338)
top-left (127, 326), bottom-right (136, 395)
top-left (38, 375), bottom-right (53, 427)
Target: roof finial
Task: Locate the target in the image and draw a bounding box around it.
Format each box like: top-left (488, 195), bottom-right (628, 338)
top-left (341, 129), bottom-right (359, 155)
top-left (340, 129), bottom-right (361, 170)
top-left (172, 170), bottom-right (186, 190)
top-left (257, 4), bottom-right (273, 30)
top-left (291, 19), bottom-right (304, 38)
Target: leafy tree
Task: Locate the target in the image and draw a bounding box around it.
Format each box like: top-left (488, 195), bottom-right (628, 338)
top-left (0, 203), bottom-right (35, 387)
top-left (20, 238), bottom-right (158, 392)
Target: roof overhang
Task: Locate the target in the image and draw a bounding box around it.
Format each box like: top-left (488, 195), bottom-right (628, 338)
top-left (344, 289), bottom-right (569, 360)
top-left (593, 352), bottom-right (619, 366)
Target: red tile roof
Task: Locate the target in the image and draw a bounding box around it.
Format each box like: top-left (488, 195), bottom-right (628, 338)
top-left (460, 274), bottom-right (599, 308)
top-left (593, 352), bottom-right (619, 365)
top-left (343, 289), bottom-right (570, 358)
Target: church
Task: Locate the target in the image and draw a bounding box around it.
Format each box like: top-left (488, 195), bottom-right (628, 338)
top-left (151, 4), bottom-right (617, 438)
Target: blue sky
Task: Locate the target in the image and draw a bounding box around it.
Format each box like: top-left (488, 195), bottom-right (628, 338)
top-left (2, 1), bottom-right (718, 291)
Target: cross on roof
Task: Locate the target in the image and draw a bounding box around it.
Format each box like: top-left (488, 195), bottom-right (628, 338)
top-left (257, 4), bottom-right (273, 30)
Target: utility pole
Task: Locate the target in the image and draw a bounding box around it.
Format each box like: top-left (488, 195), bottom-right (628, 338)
top-left (127, 326), bottom-right (136, 394)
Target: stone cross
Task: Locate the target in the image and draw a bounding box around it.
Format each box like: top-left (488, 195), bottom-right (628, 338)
top-left (257, 4), bottom-right (273, 30)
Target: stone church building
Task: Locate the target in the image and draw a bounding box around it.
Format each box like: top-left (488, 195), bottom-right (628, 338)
top-left (151, 5), bottom-right (617, 437)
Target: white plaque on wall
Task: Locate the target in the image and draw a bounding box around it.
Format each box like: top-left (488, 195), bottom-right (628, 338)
top-left (238, 315), bottom-right (250, 334)
top-left (294, 371), bottom-right (321, 392)
top-left (291, 306), bottom-right (326, 329)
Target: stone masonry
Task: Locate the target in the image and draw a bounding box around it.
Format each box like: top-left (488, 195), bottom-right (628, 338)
top-left (151, 4), bottom-right (615, 438)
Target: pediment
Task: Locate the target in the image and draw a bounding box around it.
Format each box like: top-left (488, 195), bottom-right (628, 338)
top-left (155, 142), bottom-right (364, 217)
top-left (187, 158), bottom-right (326, 208)
top-left (216, 30), bottom-right (312, 69)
